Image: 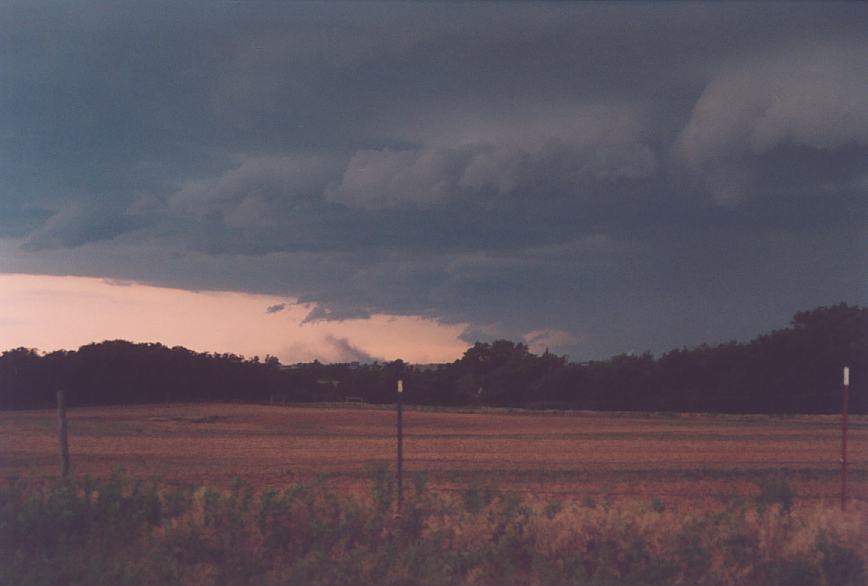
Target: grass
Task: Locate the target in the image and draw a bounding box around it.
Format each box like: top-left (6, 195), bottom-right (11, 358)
top-left (1, 469), bottom-right (866, 585)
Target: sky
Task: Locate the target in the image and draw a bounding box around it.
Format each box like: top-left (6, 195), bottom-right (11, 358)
top-left (0, 274), bottom-right (466, 363)
top-left (1, 1), bottom-right (866, 363)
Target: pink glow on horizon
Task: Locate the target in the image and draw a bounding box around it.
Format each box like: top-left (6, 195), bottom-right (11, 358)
top-left (0, 274), bottom-right (468, 363)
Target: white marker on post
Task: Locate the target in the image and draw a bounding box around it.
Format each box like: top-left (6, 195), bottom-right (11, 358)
top-left (844, 366), bottom-right (849, 386)
top-left (397, 379), bottom-right (403, 393)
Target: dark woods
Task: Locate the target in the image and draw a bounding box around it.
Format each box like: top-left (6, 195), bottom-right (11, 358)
top-left (1, 304), bottom-right (865, 414)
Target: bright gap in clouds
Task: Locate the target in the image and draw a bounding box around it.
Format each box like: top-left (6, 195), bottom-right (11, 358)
top-left (0, 274), bottom-right (468, 364)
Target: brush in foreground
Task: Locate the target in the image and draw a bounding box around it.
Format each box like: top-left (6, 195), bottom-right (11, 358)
top-left (1, 468), bottom-right (865, 585)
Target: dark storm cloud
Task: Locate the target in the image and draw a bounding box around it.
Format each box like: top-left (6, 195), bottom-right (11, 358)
top-left (2, 1), bottom-right (867, 358)
top-left (301, 304), bottom-right (372, 324)
top-left (21, 200), bottom-right (146, 251)
top-left (0, 205), bottom-right (52, 238)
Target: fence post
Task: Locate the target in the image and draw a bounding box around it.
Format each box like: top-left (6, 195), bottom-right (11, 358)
top-left (396, 379), bottom-right (404, 515)
top-left (841, 366), bottom-right (849, 511)
top-left (57, 389), bottom-right (70, 479)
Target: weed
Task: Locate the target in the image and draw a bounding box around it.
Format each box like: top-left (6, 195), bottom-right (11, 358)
top-left (410, 470), bottom-right (428, 497)
top-left (544, 499), bottom-right (562, 519)
top-left (366, 461), bottom-right (395, 514)
top-left (0, 473), bottom-right (865, 585)
top-left (754, 475), bottom-right (796, 515)
top-left (817, 532), bottom-right (867, 586)
top-left (461, 482), bottom-right (498, 514)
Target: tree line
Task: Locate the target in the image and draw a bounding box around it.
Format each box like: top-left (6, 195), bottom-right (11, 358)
top-left (1, 303), bottom-right (864, 414)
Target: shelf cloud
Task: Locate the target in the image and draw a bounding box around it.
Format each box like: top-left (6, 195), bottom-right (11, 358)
top-left (1, 2), bottom-right (866, 360)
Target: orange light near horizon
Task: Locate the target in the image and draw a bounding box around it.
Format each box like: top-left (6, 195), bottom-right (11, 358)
top-left (0, 273), bottom-right (468, 364)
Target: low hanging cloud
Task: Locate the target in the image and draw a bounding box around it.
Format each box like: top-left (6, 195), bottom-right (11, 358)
top-left (265, 303), bottom-right (286, 314)
top-left (324, 335), bottom-right (380, 363)
top-left (301, 304), bottom-right (372, 324)
top-left (524, 329), bottom-right (581, 355)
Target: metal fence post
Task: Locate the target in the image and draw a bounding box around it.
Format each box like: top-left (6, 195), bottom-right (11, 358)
top-left (397, 379), bottom-right (404, 515)
top-left (841, 366), bottom-right (849, 511)
top-left (57, 389), bottom-right (70, 479)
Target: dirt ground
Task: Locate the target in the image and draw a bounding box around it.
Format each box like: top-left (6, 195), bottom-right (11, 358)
top-left (1, 403), bottom-right (865, 505)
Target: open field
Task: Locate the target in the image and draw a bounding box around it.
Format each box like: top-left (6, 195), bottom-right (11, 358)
top-left (1, 402), bottom-right (866, 503)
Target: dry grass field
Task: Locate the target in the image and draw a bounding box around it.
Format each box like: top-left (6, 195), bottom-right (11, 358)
top-left (1, 402), bottom-right (866, 504)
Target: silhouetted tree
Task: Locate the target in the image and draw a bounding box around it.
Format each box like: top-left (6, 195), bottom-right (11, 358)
top-left (0, 304), bottom-right (864, 413)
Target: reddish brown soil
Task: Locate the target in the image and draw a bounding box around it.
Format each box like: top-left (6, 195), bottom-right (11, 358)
top-left (2, 403), bottom-right (865, 504)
